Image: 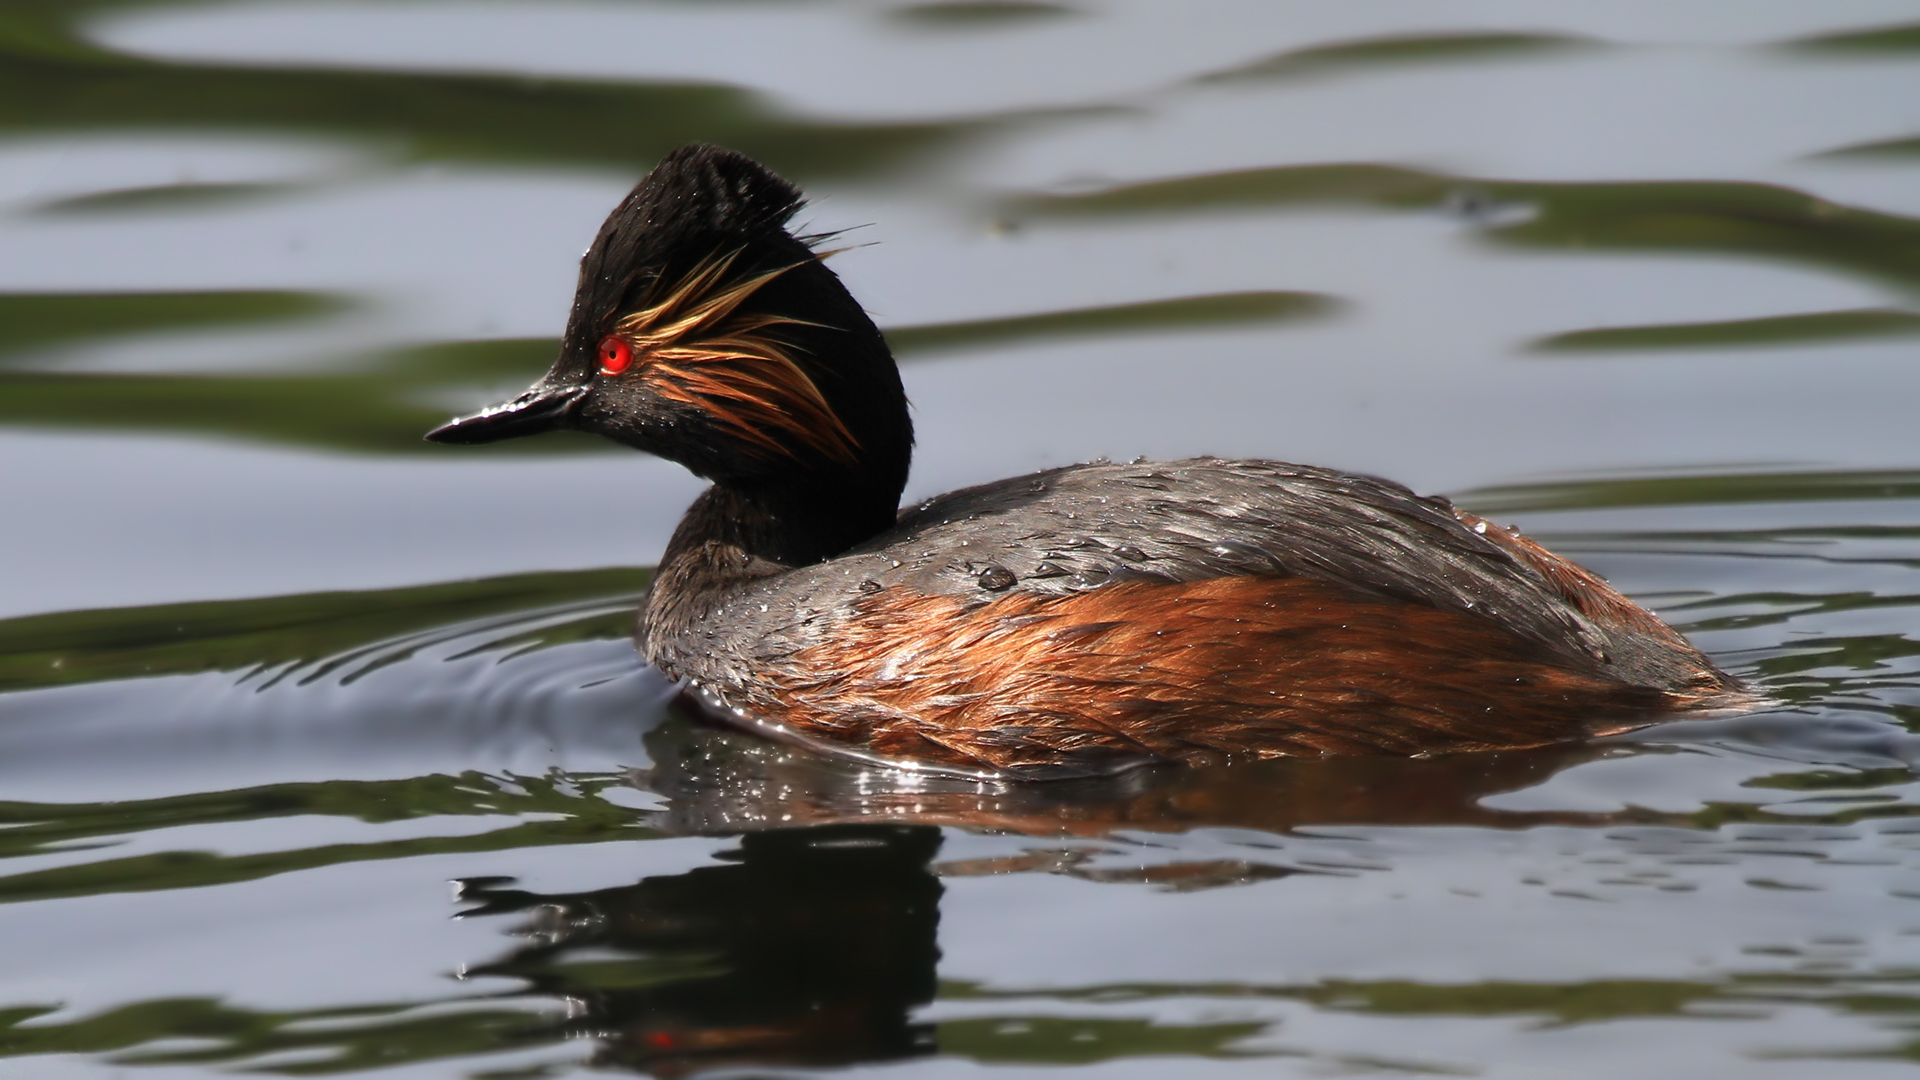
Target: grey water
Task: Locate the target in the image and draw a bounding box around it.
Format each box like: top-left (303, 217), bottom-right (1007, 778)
top-left (4, 2), bottom-right (1920, 1076)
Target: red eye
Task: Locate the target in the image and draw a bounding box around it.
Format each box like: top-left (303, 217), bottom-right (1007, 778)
top-left (598, 335), bottom-right (633, 375)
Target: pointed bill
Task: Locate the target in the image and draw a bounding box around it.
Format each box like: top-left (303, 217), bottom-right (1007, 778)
top-left (424, 381), bottom-right (588, 445)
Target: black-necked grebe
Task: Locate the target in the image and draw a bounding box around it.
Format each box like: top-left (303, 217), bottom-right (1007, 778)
top-left (427, 144), bottom-right (1744, 779)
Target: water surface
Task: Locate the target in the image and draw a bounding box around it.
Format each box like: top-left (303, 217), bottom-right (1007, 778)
top-left (4, 2), bottom-right (1920, 1076)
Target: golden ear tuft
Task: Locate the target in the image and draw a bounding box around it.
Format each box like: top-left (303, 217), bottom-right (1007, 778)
top-left (613, 250), bottom-right (860, 466)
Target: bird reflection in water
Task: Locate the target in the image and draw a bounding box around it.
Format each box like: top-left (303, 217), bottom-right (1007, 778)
top-left (635, 703), bottom-right (1628, 842)
top-left (456, 823), bottom-right (943, 1077)
top-left (453, 707), bottom-right (1634, 1075)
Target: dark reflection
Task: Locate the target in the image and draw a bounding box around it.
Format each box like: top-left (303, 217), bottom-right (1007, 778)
top-left (889, 1), bottom-right (1080, 28)
top-left (1460, 467), bottom-right (1920, 513)
top-left (886, 290), bottom-right (1337, 357)
top-left (1530, 307), bottom-right (1920, 353)
top-left (456, 824), bottom-right (943, 1077)
top-left (1816, 133), bottom-right (1920, 160)
top-left (0, 290), bottom-right (341, 364)
top-left (1781, 21), bottom-right (1920, 52)
top-left (28, 180), bottom-right (308, 216)
top-left (1193, 31), bottom-right (1596, 85)
top-left (0, 336), bottom-right (610, 455)
top-left (0, 366), bottom-right (487, 454)
top-left (1012, 161), bottom-right (1448, 217)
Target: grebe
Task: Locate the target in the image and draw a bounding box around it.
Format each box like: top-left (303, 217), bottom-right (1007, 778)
top-left (427, 144), bottom-right (1743, 779)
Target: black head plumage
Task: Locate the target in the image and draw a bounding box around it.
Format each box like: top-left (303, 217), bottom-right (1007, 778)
top-left (556, 144), bottom-right (809, 381)
top-left (428, 145), bottom-right (914, 559)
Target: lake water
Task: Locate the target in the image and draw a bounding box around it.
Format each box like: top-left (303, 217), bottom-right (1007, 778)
top-left (5, 2), bottom-right (1920, 1076)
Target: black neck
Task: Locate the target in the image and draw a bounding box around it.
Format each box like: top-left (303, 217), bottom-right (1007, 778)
top-left (662, 473), bottom-right (901, 575)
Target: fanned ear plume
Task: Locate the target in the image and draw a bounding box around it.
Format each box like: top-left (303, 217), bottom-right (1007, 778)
top-left (611, 248), bottom-right (861, 465)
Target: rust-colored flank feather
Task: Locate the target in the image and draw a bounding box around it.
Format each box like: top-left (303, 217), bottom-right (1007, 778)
top-left (613, 250), bottom-right (860, 465)
top-left (749, 574), bottom-right (1704, 775)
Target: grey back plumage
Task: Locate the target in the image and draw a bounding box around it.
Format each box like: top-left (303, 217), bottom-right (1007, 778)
top-left (647, 458), bottom-right (1694, 692)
